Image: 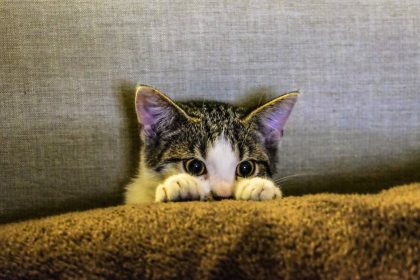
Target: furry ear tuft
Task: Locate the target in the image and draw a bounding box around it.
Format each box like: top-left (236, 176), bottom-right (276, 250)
top-left (243, 92), bottom-right (298, 146)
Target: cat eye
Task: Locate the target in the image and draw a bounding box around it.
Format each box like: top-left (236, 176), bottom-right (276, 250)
top-left (183, 158), bottom-right (207, 176)
top-left (236, 160), bottom-right (255, 177)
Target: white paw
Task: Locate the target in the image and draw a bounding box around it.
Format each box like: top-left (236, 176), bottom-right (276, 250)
top-left (234, 177), bottom-right (282, 201)
top-left (155, 173), bottom-right (209, 202)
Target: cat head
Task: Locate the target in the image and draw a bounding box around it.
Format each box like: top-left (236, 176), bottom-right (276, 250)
top-left (135, 85), bottom-right (298, 198)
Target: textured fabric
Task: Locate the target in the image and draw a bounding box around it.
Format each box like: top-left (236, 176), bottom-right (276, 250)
top-left (1, 1), bottom-right (420, 222)
top-left (0, 183), bottom-right (418, 279)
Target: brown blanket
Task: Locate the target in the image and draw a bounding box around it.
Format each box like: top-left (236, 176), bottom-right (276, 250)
top-left (1, 183), bottom-right (419, 279)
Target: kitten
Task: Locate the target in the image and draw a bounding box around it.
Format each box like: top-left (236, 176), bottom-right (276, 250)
top-left (124, 85), bottom-right (298, 203)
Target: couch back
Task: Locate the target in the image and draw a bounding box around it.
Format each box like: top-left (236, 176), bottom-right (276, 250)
top-left (1, 0), bottom-right (419, 223)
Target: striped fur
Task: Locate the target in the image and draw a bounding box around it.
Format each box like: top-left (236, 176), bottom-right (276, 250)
top-left (125, 85), bottom-right (297, 203)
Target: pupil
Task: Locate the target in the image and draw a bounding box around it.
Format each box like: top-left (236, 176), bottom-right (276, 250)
top-left (240, 161), bottom-right (253, 176)
top-left (191, 161), bottom-right (201, 172)
top-left (187, 159), bottom-right (204, 175)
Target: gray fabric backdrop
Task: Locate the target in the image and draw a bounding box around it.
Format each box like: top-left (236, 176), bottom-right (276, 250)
top-left (1, 0), bottom-right (419, 223)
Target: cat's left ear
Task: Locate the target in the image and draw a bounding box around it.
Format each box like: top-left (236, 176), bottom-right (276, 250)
top-left (242, 91), bottom-right (298, 146)
top-left (135, 85), bottom-right (197, 139)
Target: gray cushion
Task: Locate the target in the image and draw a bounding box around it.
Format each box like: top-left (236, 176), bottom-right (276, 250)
top-left (1, 0), bottom-right (419, 223)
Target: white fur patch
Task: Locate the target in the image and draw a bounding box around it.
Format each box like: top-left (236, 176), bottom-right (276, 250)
top-left (205, 135), bottom-right (239, 197)
top-left (234, 177), bottom-right (282, 201)
top-left (155, 173), bottom-right (209, 202)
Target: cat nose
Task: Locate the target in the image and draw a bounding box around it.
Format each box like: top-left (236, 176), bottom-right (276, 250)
top-left (211, 182), bottom-right (233, 198)
top-left (211, 190), bottom-right (233, 201)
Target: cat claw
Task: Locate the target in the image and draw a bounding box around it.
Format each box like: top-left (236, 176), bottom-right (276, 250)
top-left (234, 177), bottom-right (282, 201)
top-left (155, 173), bottom-right (209, 202)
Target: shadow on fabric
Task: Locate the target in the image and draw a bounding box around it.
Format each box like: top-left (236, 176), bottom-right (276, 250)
top-left (281, 155), bottom-right (420, 196)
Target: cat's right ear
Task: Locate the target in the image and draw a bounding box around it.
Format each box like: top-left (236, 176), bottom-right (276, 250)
top-left (135, 85), bottom-right (195, 138)
top-left (241, 91), bottom-right (298, 147)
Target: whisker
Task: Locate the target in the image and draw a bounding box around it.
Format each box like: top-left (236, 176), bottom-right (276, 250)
top-left (274, 172), bottom-right (318, 183)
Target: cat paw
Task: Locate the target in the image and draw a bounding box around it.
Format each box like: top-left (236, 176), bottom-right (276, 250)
top-left (234, 177), bottom-right (282, 201)
top-left (155, 173), bottom-right (209, 202)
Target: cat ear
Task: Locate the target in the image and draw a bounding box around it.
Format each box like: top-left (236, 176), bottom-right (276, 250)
top-left (242, 91), bottom-right (298, 146)
top-left (135, 85), bottom-right (195, 138)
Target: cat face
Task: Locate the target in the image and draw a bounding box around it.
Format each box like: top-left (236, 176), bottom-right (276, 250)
top-left (135, 85), bottom-right (298, 198)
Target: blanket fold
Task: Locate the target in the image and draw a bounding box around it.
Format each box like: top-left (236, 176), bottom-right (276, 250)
top-left (1, 183), bottom-right (419, 279)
